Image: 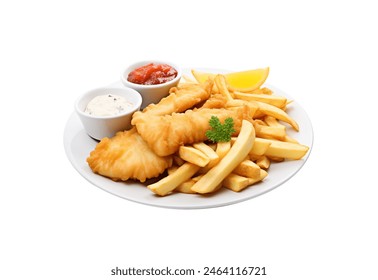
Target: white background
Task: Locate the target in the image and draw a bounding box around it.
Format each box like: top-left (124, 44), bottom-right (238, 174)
top-left (1, 0), bottom-right (377, 279)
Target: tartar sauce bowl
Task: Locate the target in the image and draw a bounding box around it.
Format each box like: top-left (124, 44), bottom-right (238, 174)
top-left (121, 60), bottom-right (182, 108)
top-left (75, 87), bottom-right (142, 140)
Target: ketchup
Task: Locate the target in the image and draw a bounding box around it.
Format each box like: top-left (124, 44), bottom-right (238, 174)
top-left (127, 63), bottom-right (178, 85)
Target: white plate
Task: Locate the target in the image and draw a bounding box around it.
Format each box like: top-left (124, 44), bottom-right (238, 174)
top-left (64, 69), bottom-right (313, 209)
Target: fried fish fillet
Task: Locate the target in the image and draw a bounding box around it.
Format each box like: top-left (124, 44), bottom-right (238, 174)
top-left (87, 128), bottom-right (172, 182)
top-left (135, 106), bottom-right (252, 157)
top-left (200, 93), bottom-right (228, 109)
top-left (131, 80), bottom-right (213, 124)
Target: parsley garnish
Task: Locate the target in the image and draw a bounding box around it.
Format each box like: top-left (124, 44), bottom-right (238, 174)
top-left (206, 116), bottom-right (236, 143)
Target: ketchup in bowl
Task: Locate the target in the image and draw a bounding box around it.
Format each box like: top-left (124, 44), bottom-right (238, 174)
top-left (127, 63), bottom-right (178, 85)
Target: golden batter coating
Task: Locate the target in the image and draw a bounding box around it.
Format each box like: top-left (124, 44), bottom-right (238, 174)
top-left (131, 80), bottom-right (213, 124)
top-left (87, 128), bottom-right (172, 182)
top-left (200, 93), bottom-right (228, 109)
top-left (135, 106), bottom-right (252, 157)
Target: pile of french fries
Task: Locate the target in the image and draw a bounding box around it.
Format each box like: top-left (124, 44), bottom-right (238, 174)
top-left (147, 72), bottom-right (309, 196)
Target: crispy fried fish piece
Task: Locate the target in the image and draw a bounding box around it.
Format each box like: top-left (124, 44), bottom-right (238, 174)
top-left (131, 80), bottom-right (213, 124)
top-left (135, 106), bottom-right (252, 157)
top-left (87, 128), bottom-right (172, 182)
top-left (200, 93), bottom-right (228, 109)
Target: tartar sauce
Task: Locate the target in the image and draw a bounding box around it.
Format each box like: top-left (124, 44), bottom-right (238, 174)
top-left (85, 94), bottom-right (133, 117)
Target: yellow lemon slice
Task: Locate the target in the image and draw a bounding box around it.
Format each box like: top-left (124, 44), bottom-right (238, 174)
top-left (191, 67), bottom-right (269, 92)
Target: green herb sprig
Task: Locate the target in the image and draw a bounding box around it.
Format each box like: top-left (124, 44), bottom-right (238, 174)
top-left (206, 116), bottom-right (236, 143)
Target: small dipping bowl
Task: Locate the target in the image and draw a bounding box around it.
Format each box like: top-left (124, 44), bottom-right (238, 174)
top-left (75, 87), bottom-right (142, 140)
top-left (121, 60), bottom-right (182, 108)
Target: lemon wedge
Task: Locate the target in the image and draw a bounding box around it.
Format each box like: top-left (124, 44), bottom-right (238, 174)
top-left (191, 67), bottom-right (269, 92)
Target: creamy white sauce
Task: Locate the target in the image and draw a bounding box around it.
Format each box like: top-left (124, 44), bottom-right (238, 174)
top-left (85, 94), bottom-right (133, 117)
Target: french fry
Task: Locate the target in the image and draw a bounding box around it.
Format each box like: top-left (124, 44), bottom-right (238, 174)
top-left (264, 116), bottom-right (285, 128)
top-left (193, 142), bottom-right (220, 168)
top-left (254, 101), bottom-right (299, 131)
top-left (216, 141), bottom-right (231, 159)
top-left (179, 146), bottom-right (210, 167)
top-left (203, 75), bottom-right (220, 94)
top-left (192, 174), bottom-right (204, 182)
top-left (254, 119), bottom-right (267, 126)
top-left (191, 120), bottom-right (255, 194)
top-left (251, 169), bottom-right (268, 183)
top-left (234, 92), bottom-right (287, 108)
top-left (215, 74), bottom-right (234, 101)
top-left (223, 174), bottom-right (250, 192)
top-left (249, 154), bottom-right (262, 162)
top-left (268, 156), bottom-right (285, 162)
top-left (233, 159), bottom-right (261, 179)
top-left (265, 115), bottom-right (299, 143)
top-left (250, 138), bottom-right (271, 155)
top-left (223, 169), bottom-right (268, 192)
top-left (196, 141), bottom-right (231, 175)
top-left (167, 169), bottom-right (198, 194)
top-left (256, 138), bottom-right (309, 160)
top-left (148, 163), bottom-right (200, 196)
top-left (194, 174), bottom-right (223, 192)
top-left (175, 180), bottom-right (197, 194)
top-left (256, 156), bottom-right (270, 169)
top-left (211, 82), bottom-right (220, 94)
top-left (232, 137), bottom-right (271, 156)
top-left (254, 122), bottom-right (286, 140)
top-left (250, 87), bottom-right (273, 95)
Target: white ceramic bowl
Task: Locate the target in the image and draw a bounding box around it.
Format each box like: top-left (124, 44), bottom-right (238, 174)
top-left (121, 60), bottom-right (182, 108)
top-left (75, 87), bottom-right (142, 140)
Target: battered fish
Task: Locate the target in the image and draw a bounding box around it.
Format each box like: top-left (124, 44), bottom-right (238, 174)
top-left (135, 106), bottom-right (252, 157)
top-left (87, 128), bottom-right (172, 182)
top-left (200, 93), bottom-right (228, 109)
top-left (131, 80), bottom-right (213, 124)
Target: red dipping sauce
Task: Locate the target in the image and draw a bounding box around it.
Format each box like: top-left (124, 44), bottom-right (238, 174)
top-left (127, 63), bottom-right (178, 85)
